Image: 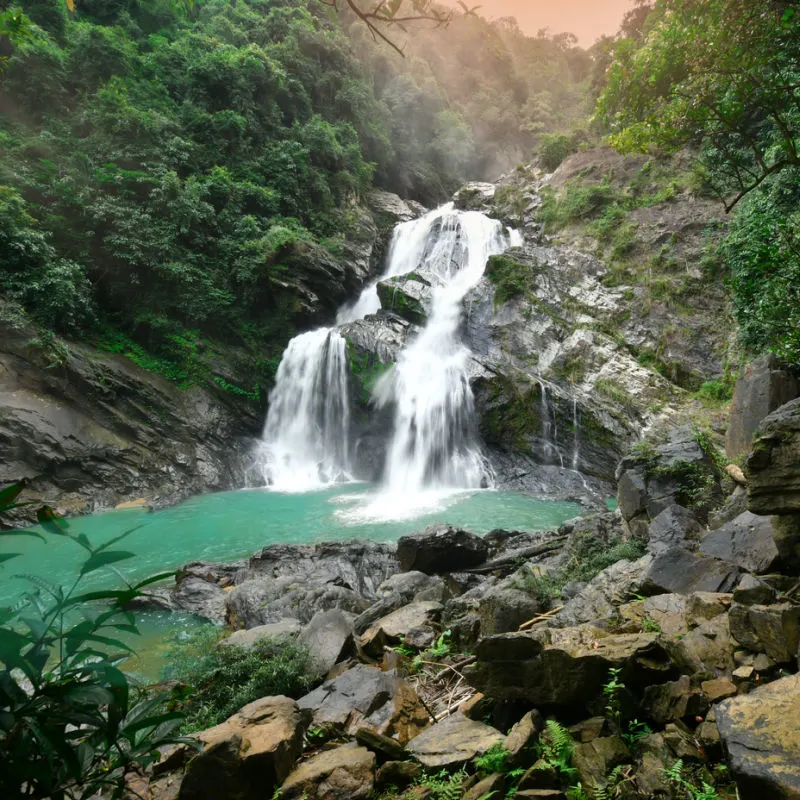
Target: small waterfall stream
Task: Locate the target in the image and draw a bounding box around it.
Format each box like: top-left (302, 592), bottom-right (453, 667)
top-left (258, 202), bottom-right (521, 499)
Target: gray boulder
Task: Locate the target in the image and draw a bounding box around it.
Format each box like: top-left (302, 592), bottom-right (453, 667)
top-left (699, 511), bottom-right (781, 574)
top-left (221, 619), bottom-right (301, 649)
top-left (299, 609), bottom-right (355, 674)
top-left (641, 549), bottom-right (739, 596)
top-left (397, 524), bottom-right (489, 574)
top-left (406, 713), bottom-right (504, 769)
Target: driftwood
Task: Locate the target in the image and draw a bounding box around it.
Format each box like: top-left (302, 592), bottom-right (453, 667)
top-left (464, 536), bottom-right (568, 575)
top-left (518, 606), bottom-right (564, 630)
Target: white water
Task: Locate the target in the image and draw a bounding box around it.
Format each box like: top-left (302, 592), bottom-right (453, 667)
top-left (259, 202), bottom-right (521, 505)
top-left (258, 328), bottom-right (352, 492)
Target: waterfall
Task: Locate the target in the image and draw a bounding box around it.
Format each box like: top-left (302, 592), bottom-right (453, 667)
top-left (572, 396), bottom-right (580, 471)
top-left (258, 328), bottom-right (351, 492)
top-left (374, 205), bottom-right (518, 494)
top-left (259, 201), bottom-right (521, 500)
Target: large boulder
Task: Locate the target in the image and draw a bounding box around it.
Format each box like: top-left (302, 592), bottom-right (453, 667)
top-left (376, 274), bottom-right (431, 326)
top-left (220, 619), bottom-right (302, 649)
top-left (397, 524), bottom-right (489, 574)
top-left (178, 696), bottom-right (306, 800)
top-left (280, 743), bottom-right (375, 800)
top-left (298, 609), bottom-right (355, 674)
top-left (297, 665), bottom-right (429, 744)
top-left (716, 673), bottom-right (800, 799)
top-left (699, 511), bottom-right (781, 574)
top-left (641, 549), bottom-right (739, 596)
top-left (747, 398), bottom-right (800, 515)
top-left (726, 354), bottom-right (799, 460)
top-left (467, 626), bottom-right (675, 707)
top-left (405, 713), bottom-right (504, 769)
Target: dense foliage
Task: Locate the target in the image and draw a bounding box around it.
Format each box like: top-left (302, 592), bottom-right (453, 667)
top-left (0, 0), bottom-right (591, 390)
top-left (162, 626), bottom-right (319, 732)
top-left (596, 0), bottom-right (800, 367)
top-left (0, 482), bottom-right (187, 800)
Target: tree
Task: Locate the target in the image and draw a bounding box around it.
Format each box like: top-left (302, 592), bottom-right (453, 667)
top-left (595, 0), bottom-right (800, 210)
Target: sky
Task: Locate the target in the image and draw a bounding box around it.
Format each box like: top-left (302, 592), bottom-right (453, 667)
top-left (446, 0), bottom-right (633, 46)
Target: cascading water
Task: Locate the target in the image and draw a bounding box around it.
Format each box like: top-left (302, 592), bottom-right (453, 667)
top-left (374, 205), bottom-right (520, 495)
top-left (259, 202), bottom-right (521, 504)
top-left (258, 328), bottom-right (352, 492)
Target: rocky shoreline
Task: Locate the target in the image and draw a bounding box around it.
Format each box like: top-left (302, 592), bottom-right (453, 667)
top-left (130, 394), bottom-right (800, 800)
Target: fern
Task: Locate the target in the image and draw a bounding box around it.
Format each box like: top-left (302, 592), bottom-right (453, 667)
top-left (474, 743), bottom-right (513, 774)
top-left (417, 769), bottom-right (467, 800)
top-left (538, 720), bottom-right (576, 780)
top-left (663, 760), bottom-right (720, 800)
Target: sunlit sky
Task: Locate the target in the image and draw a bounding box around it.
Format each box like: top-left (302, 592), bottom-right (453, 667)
top-left (445, 0), bottom-right (633, 45)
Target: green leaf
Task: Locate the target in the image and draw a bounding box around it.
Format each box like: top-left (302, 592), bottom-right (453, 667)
top-left (0, 552), bottom-right (21, 565)
top-left (37, 505), bottom-right (70, 535)
top-left (0, 627), bottom-right (33, 669)
top-left (0, 481), bottom-right (27, 511)
top-left (80, 550), bottom-right (136, 575)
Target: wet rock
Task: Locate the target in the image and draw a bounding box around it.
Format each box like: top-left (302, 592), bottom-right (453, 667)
top-left (406, 713), bottom-right (504, 769)
top-left (641, 549), bottom-right (739, 596)
top-left (377, 274), bottom-right (431, 326)
top-left (726, 354), bottom-right (799, 460)
top-left (397, 524), bottom-right (489, 574)
top-left (298, 610), bottom-right (355, 674)
top-left (699, 511), bottom-right (781, 574)
top-left (468, 627), bottom-right (675, 707)
top-left (178, 696), bottom-right (306, 800)
top-left (220, 619), bottom-right (302, 648)
top-left (280, 743), bottom-right (375, 800)
top-left (297, 665), bottom-right (429, 744)
top-left (728, 602), bottom-right (800, 663)
top-left (747, 397), bottom-right (800, 515)
top-left (716, 673), bottom-right (800, 799)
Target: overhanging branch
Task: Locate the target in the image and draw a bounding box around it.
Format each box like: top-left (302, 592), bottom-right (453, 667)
top-left (318, 0), bottom-right (452, 56)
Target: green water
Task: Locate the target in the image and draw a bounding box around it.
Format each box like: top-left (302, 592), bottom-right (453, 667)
top-left (0, 485), bottom-right (580, 679)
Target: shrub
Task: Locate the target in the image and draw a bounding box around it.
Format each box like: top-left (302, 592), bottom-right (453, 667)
top-left (0, 482), bottom-right (188, 800)
top-left (162, 628), bottom-right (320, 732)
top-left (486, 253), bottom-right (532, 305)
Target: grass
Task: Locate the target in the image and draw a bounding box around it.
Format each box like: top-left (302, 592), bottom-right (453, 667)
top-left (486, 253), bottom-right (536, 306)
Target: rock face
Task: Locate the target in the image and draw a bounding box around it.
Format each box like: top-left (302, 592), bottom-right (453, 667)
top-left (178, 696), bottom-right (306, 800)
top-left (0, 321), bottom-right (260, 524)
top-left (716, 674), bottom-right (800, 799)
top-left (747, 398), bottom-right (800, 515)
top-left (726, 354), bottom-right (799, 459)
